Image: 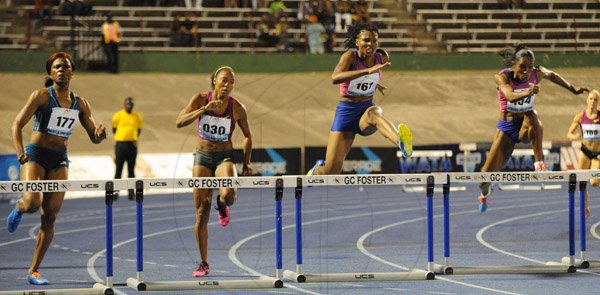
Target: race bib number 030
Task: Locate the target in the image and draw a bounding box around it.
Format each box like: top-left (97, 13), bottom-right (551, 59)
top-left (198, 115), bottom-right (231, 142)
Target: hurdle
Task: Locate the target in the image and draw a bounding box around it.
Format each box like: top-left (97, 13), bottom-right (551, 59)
top-left (400, 150), bottom-right (467, 193)
top-left (431, 171), bottom-right (580, 275)
top-left (282, 174), bottom-right (436, 283)
top-left (126, 177), bottom-right (284, 291)
top-left (0, 179), bottom-right (119, 295)
top-left (561, 180), bottom-right (600, 269)
top-left (496, 149), bottom-right (562, 191)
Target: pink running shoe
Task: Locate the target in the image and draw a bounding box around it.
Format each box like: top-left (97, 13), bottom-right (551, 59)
top-left (534, 161), bottom-right (547, 172)
top-left (192, 262), bottom-right (210, 277)
top-left (215, 198), bottom-right (230, 227)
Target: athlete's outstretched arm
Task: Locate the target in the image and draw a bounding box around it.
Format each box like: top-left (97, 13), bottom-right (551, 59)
top-left (538, 66), bottom-right (589, 95)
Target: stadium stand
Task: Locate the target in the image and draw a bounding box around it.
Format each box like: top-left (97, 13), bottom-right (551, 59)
top-left (4, 0), bottom-right (428, 56)
top-left (405, 0), bottom-right (600, 53)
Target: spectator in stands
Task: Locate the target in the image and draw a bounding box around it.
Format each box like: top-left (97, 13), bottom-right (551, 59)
top-left (169, 14), bottom-right (184, 46)
top-left (7, 51), bottom-right (107, 285)
top-left (334, 0), bottom-right (353, 32)
top-left (101, 14), bottom-right (122, 73)
top-left (112, 97), bottom-right (143, 201)
top-left (275, 16), bottom-right (292, 52)
top-left (353, 0), bottom-right (370, 24)
top-left (224, 0), bottom-right (237, 8)
top-left (306, 13), bottom-right (325, 54)
top-left (307, 22), bottom-right (413, 176)
top-left (566, 89), bottom-right (600, 219)
top-left (268, 0), bottom-right (287, 19)
top-left (256, 13), bottom-right (279, 47)
top-left (179, 12), bottom-right (201, 47)
top-left (33, 0), bottom-right (53, 26)
top-left (317, 0), bottom-right (336, 52)
top-left (58, 0), bottom-right (81, 16)
top-left (476, 44), bottom-right (589, 213)
top-left (175, 66), bottom-right (253, 277)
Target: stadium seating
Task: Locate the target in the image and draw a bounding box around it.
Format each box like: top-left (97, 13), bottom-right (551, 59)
top-left (406, 0), bottom-right (600, 53)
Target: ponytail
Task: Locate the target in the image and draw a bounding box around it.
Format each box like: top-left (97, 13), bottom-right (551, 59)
top-left (44, 76), bottom-right (53, 87)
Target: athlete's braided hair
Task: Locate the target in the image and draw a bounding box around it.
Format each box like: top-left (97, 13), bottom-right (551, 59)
top-left (343, 22), bottom-right (379, 50)
top-left (498, 43), bottom-right (534, 68)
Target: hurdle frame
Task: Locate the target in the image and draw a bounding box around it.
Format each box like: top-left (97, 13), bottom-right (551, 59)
top-left (126, 177), bottom-right (284, 292)
top-left (562, 180), bottom-right (600, 269)
top-left (432, 171), bottom-right (580, 275)
top-left (282, 174), bottom-right (436, 283)
top-left (0, 179), bottom-right (119, 295)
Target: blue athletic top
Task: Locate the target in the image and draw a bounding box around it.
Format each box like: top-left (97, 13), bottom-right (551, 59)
top-left (33, 86), bottom-right (81, 138)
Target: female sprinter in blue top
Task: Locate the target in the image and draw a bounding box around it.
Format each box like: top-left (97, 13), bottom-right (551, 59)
top-left (7, 52), bottom-right (107, 285)
top-left (308, 22), bottom-right (413, 175)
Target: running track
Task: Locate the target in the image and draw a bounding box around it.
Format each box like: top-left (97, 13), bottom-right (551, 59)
top-left (1, 184), bottom-right (600, 294)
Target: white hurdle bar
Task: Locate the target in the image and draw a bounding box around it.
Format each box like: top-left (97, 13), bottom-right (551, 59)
top-left (0, 179), bottom-right (126, 295)
top-left (126, 178), bottom-right (285, 291)
top-left (282, 174), bottom-right (437, 283)
top-left (430, 171), bottom-right (598, 275)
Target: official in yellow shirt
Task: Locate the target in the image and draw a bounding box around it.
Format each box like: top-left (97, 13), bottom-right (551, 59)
top-left (112, 97), bottom-right (143, 200)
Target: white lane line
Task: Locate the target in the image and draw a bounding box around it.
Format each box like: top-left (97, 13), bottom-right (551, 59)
top-left (476, 205), bottom-right (600, 277)
top-left (428, 292), bottom-right (456, 295)
top-left (229, 197), bottom-right (551, 295)
top-left (341, 283), bottom-right (365, 287)
top-left (591, 220), bottom-right (600, 240)
top-left (357, 200), bottom-right (577, 295)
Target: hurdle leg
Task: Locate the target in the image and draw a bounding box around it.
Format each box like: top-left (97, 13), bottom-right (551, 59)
top-left (127, 180), bottom-right (148, 291)
top-left (433, 176), bottom-right (453, 275)
top-left (563, 181), bottom-right (590, 268)
top-left (283, 178), bottom-right (306, 282)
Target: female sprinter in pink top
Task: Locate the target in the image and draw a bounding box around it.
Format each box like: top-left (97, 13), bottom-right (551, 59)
top-left (567, 89), bottom-right (600, 219)
top-left (478, 44), bottom-right (588, 212)
top-left (176, 66), bottom-right (253, 277)
top-left (308, 22), bottom-right (413, 175)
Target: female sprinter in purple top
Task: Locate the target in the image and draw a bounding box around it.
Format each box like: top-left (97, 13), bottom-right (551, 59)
top-left (7, 52), bottom-right (107, 285)
top-left (478, 44), bottom-right (588, 212)
top-left (308, 22), bottom-right (413, 175)
top-left (567, 89), bottom-right (600, 219)
top-left (176, 66), bottom-right (253, 277)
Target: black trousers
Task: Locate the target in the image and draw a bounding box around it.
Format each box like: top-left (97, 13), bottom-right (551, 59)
top-left (104, 42), bottom-right (119, 73)
top-left (114, 141), bottom-right (137, 179)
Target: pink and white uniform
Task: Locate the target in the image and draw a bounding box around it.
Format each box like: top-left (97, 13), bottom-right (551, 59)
top-left (581, 110), bottom-right (600, 141)
top-left (196, 92), bottom-right (235, 142)
top-left (339, 49), bottom-right (382, 97)
top-left (497, 68), bottom-right (538, 113)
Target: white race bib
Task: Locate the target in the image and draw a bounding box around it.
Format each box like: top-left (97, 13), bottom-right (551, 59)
top-left (198, 115), bottom-right (231, 142)
top-left (582, 124), bottom-right (600, 141)
top-left (47, 107), bottom-right (80, 137)
top-left (507, 89), bottom-right (535, 113)
top-left (347, 73), bottom-right (379, 97)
